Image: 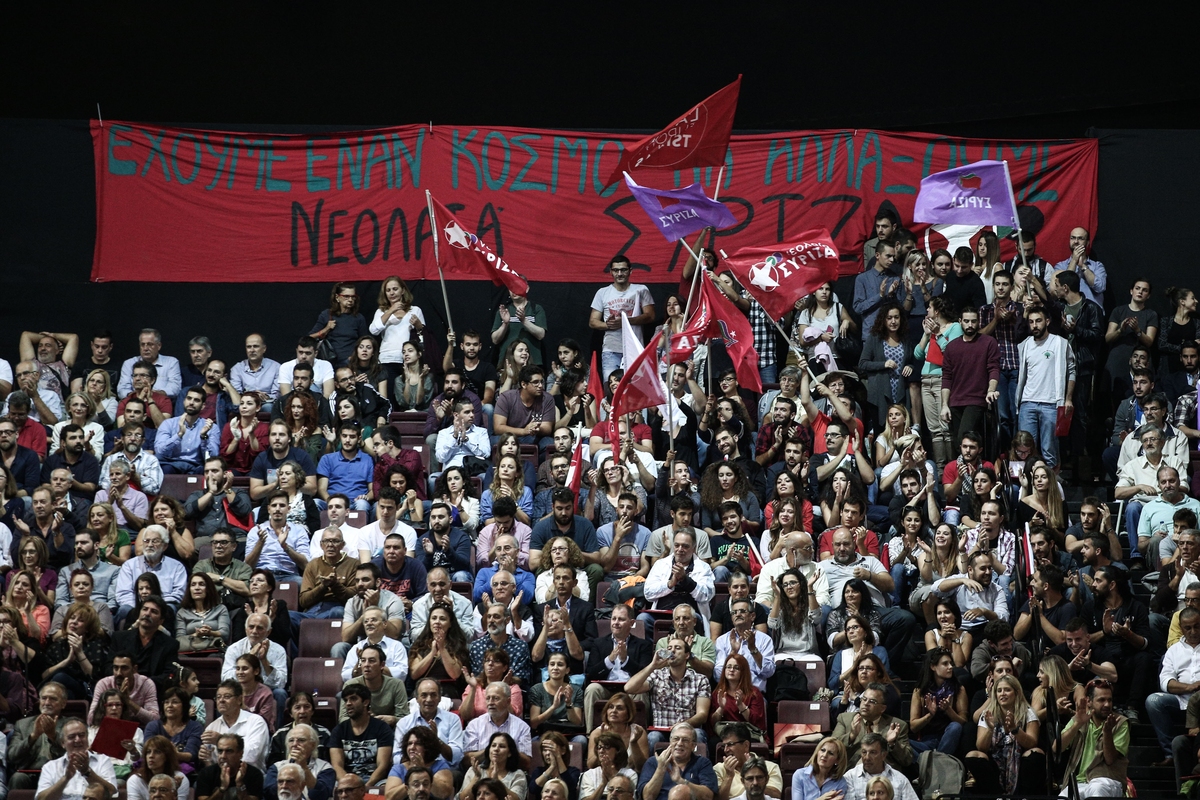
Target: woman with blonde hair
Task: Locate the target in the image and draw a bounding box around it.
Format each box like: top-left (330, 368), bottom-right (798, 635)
top-left (913, 525), bottom-right (966, 625)
top-left (51, 392), bottom-right (105, 458)
top-left (1017, 461), bottom-right (1067, 542)
top-left (371, 275), bottom-right (425, 386)
top-left (790, 736), bottom-right (848, 800)
top-left (88, 502), bottom-right (133, 566)
top-left (864, 776), bottom-right (894, 800)
top-left (1031, 654), bottom-right (1085, 724)
top-left (5, 568), bottom-right (50, 643)
top-left (41, 602), bottom-right (109, 699)
top-left (82, 369), bottom-right (119, 430)
top-left (965, 673), bottom-right (1044, 795)
top-left (533, 537), bottom-right (589, 603)
top-left (480, 454), bottom-right (532, 527)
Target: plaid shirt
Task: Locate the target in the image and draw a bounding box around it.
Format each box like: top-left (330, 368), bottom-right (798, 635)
top-left (978, 300), bottom-right (1025, 370)
top-left (963, 525), bottom-right (1016, 576)
top-left (742, 291), bottom-right (785, 369)
top-left (1174, 391), bottom-right (1199, 447)
top-left (646, 666), bottom-right (712, 727)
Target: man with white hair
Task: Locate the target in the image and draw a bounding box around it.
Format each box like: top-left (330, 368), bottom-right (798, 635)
top-left (148, 774), bottom-right (179, 800)
top-left (642, 528), bottom-right (715, 632)
top-left (265, 723), bottom-right (333, 800)
top-left (114, 524), bottom-right (187, 620)
top-left (34, 717), bottom-right (117, 800)
top-left (274, 763), bottom-right (309, 800)
top-left (636, 722), bottom-right (717, 800)
top-left (463, 682), bottom-right (532, 770)
top-left (223, 612), bottom-right (289, 709)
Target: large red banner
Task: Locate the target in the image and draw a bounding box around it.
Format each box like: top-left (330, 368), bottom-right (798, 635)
top-left (91, 121), bottom-right (1097, 283)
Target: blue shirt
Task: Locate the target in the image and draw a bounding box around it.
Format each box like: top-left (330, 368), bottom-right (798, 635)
top-left (246, 522), bottom-right (311, 576)
top-left (530, 515), bottom-right (598, 553)
top-left (231, 358), bottom-right (282, 400)
top-left (473, 564), bottom-right (536, 603)
top-left (480, 487), bottom-right (533, 522)
top-left (249, 447), bottom-right (319, 483)
top-left (317, 449), bottom-right (374, 497)
top-left (791, 766), bottom-right (848, 800)
top-left (8, 444), bottom-right (42, 492)
top-left (853, 266), bottom-right (907, 341)
top-left (395, 710), bottom-right (465, 766)
top-left (154, 416), bottom-right (219, 468)
top-left (637, 755), bottom-right (718, 800)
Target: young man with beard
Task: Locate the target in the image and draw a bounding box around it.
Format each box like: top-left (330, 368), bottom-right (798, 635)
top-left (245, 492), bottom-right (310, 584)
top-left (939, 307), bottom-right (1000, 452)
top-left (933, 551), bottom-right (1008, 635)
top-left (249, 421), bottom-right (319, 502)
top-left (1060, 679), bottom-right (1129, 798)
top-left (155, 387), bottom-right (219, 474)
top-left (41, 424), bottom-right (101, 503)
top-left (193, 358), bottom-right (241, 430)
top-left (271, 362), bottom-right (334, 428)
top-left (626, 643), bottom-right (713, 748)
top-left (99, 421), bottom-right (163, 495)
top-left (978, 270), bottom-right (1029, 444)
top-left (339, 644), bottom-right (408, 726)
top-left (423, 367), bottom-right (486, 466)
top-left (1016, 305), bottom-right (1076, 470)
top-left (334, 563), bottom-right (406, 659)
top-left (441, 333), bottom-right (497, 419)
top-left (70, 329), bottom-right (119, 394)
top-left (1014, 562), bottom-right (1074, 646)
top-left (1082, 566), bottom-right (1155, 722)
top-left (54, 527), bottom-right (118, 610)
top-left (0, 414), bottom-right (41, 496)
top-left (419, 502), bottom-right (472, 583)
top-left (109, 594), bottom-right (180, 683)
top-left (279, 337), bottom-right (335, 398)
top-left (595, 492), bottom-right (652, 581)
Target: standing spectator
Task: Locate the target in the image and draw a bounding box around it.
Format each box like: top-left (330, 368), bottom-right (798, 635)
top-left (853, 240), bottom-right (904, 342)
top-left (978, 271), bottom-right (1028, 445)
top-left (1016, 306), bottom-right (1075, 470)
top-left (859, 303), bottom-right (914, 432)
top-left (939, 308), bottom-right (1000, 452)
top-left (492, 288), bottom-right (548, 366)
top-left (370, 277), bottom-right (425, 387)
top-left (589, 256), bottom-right (656, 380)
top-left (1049, 270), bottom-right (1106, 474)
top-left (311, 282), bottom-right (370, 368)
top-left (1053, 227), bottom-right (1107, 308)
top-left (1160, 286), bottom-right (1199, 378)
top-left (941, 249), bottom-right (987, 318)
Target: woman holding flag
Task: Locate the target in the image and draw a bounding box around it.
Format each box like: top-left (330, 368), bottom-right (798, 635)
top-left (912, 296), bottom-right (962, 474)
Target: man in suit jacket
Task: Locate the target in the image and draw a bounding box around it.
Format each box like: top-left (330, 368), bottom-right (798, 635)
top-left (831, 684), bottom-right (914, 768)
top-left (9, 682), bottom-right (71, 789)
top-left (531, 564), bottom-right (598, 677)
top-left (583, 603), bottom-right (654, 728)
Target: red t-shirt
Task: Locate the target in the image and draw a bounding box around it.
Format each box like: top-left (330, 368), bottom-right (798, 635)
top-left (817, 528), bottom-right (881, 560)
top-left (810, 411), bottom-right (865, 455)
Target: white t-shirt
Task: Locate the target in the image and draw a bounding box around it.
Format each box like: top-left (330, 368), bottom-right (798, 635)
top-left (591, 284), bottom-right (653, 353)
top-left (371, 306), bottom-right (426, 365)
top-left (279, 358), bottom-right (335, 391)
top-left (977, 706), bottom-right (1038, 728)
top-left (356, 519), bottom-right (418, 557)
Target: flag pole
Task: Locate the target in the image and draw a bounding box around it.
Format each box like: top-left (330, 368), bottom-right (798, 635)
top-left (1002, 161), bottom-right (1029, 272)
top-left (767, 315), bottom-right (819, 383)
top-left (682, 248), bottom-right (705, 322)
top-left (712, 166), bottom-right (725, 202)
top-left (426, 190), bottom-right (455, 335)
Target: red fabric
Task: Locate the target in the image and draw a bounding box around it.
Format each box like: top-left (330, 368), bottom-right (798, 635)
top-left (709, 686), bottom-right (766, 734)
top-left (723, 229), bottom-right (841, 321)
top-left (609, 76), bottom-right (741, 184)
top-left (809, 411), bottom-right (864, 455)
top-left (219, 421), bottom-right (270, 474)
top-left (817, 528), bottom-right (880, 560)
top-left (587, 351), bottom-right (604, 406)
top-left (16, 420), bottom-right (47, 460)
top-left (607, 331), bottom-right (668, 442)
top-left (427, 192), bottom-right (528, 295)
top-left (90, 122), bottom-right (1099, 283)
top-left (117, 391), bottom-right (174, 419)
top-left (373, 450), bottom-right (428, 500)
top-left (671, 274), bottom-right (761, 392)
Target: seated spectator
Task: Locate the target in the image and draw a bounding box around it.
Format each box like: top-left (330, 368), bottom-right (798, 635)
top-left (145, 687), bottom-right (205, 778)
top-left (234, 652), bottom-right (278, 734)
top-left (432, 466), bottom-right (480, 537)
top-left (127, 734), bottom-right (189, 800)
top-left (186, 456), bottom-right (254, 550)
top-left (10, 530), bottom-right (58, 598)
top-left (1030, 654), bottom-right (1086, 728)
top-left (195, 730), bottom-right (267, 800)
top-left (832, 683), bottom-right (913, 768)
top-left (114, 525), bottom-right (187, 619)
top-left (408, 602), bottom-right (469, 685)
top-left (51, 567), bottom-right (115, 635)
top-left (766, 568), bottom-right (821, 663)
top-left (1080, 566), bottom-right (1154, 720)
top-left (411, 568), bottom-right (474, 642)
top-left (528, 651), bottom-right (584, 736)
top-left (533, 537), bottom-right (590, 604)
top-left (641, 528), bottom-right (714, 633)
top-left (87, 501), bottom-right (133, 566)
top-left (790, 737), bottom-right (849, 800)
top-left (340, 642), bottom-right (409, 726)
top-left (908, 648), bottom-right (967, 755)
top-left (268, 691), bottom-right (332, 767)
top-left (1014, 562), bottom-right (1075, 647)
top-left (222, 395), bottom-right (270, 476)
top-left (825, 578), bottom-right (883, 653)
top-left (482, 455), bottom-right (534, 528)
top-left (713, 597), bottom-right (775, 691)
top-left (474, 558), bottom-right (535, 626)
top-left (231, 570), bottom-right (292, 651)
top-left (964, 674), bottom-right (1045, 795)
top-left (295, 526), bottom-right (358, 628)
top-left (419, 503), bottom-right (472, 583)
top-left (317, 423), bottom-right (375, 513)
top-left (471, 602), bottom-right (533, 683)
top-left (373, 532), bottom-right (427, 620)
top-left (264, 723), bottom-right (336, 800)
top-left (625, 638), bottom-right (712, 747)
top-left (1146, 607), bottom-right (1200, 766)
top-left (594, 492), bottom-right (650, 582)
top-left (380, 465), bottom-right (425, 526)
top-left (697, 462), bottom-right (760, 539)
top-left (586, 694), bottom-right (649, 775)
top-left (931, 551), bottom-right (1008, 634)
top-left (435, 398), bottom-right (491, 470)
top-left (41, 602), bottom-right (109, 700)
top-left (397, 678), bottom-right (466, 770)
top-left (253, 459), bottom-right (320, 536)
top-left (708, 502), bottom-right (763, 584)
top-left (830, 652), bottom-right (900, 721)
top-left (245, 491), bottom-right (310, 584)
top-left (223, 611), bottom-right (289, 714)
top-left (331, 681), bottom-right (396, 786)
top-left (87, 689), bottom-right (143, 784)
top-left (155, 387), bottom-right (220, 474)
top-left (463, 682), bottom-right (532, 770)
top-left (383, 726), bottom-right (455, 800)
top-left (202, 680), bottom-right (273, 772)
top-left (829, 614), bottom-right (890, 693)
top-left (531, 733), bottom-right (580, 800)
top-left (16, 484), bottom-right (77, 570)
top-left (89, 650), bottom-right (159, 726)
top-left (709, 654), bottom-right (766, 737)
top-left (111, 593), bottom-right (180, 683)
top-left (6, 390), bottom-right (51, 460)
top-left (147, 495), bottom-right (196, 564)
top-left (461, 647), bottom-right (525, 725)
top-left (459, 732), bottom-right (528, 800)
top-left (968, 620), bottom-right (1032, 683)
top-left (8, 681), bottom-right (71, 788)
top-left (922, 599), bottom-right (972, 669)
top-left (842, 735), bottom-right (917, 800)
top-left (37, 716), bottom-right (119, 800)
top-left (1060, 679), bottom-right (1130, 799)
top-left (634, 722), bottom-right (717, 800)
top-left (335, 562), bottom-right (407, 658)
top-left (177, 572), bottom-right (231, 654)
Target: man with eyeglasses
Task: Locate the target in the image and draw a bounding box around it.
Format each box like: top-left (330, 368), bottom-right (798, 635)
top-left (410, 567), bottom-right (473, 641)
top-left (713, 726), bottom-right (781, 800)
top-left (530, 487), bottom-right (604, 596)
top-left (590, 255), bottom-right (656, 380)
top-left (643, 529), bottom-right (715, 635)
top-left (805, 421), bottom-right (873, 507)
top-left (99, 421), bottom-right (163, 496)
top-left (203, 683), bottom-right (272, 772)
top-left (9, 359), bottom-right (64, 426)
top-left (712, 598), bottom-right (776, 692)
top-left (602, 775), bottom-right (635, 800)
top-left (473, 531), bottom-right (535, 603)
top-left (195, 528), bottom-right (254, 613)
top-left (117, 361), bottom-right (173, 430)
top-left (754, 532), bottom-right (829, 616)
top-left (114, 524), bottom-right (186, 614)
top-left (635, 722), bottom-right (716, 800)
top-left (832, 684), bottom-right (912, 767)
top-left (296, 526), bottom-right (358, 624)
top-left (493, 365), bottom-right (556, 449)
top-left (197, 731), bottom-right (266, 800)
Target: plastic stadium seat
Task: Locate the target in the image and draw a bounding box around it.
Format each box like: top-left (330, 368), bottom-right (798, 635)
top-left (275, 581), bottom-right (299, 612)
top-left (292, 657), bottom-right (346, 698)
top-left (178, 655), bottom-right (223, 698)
top-left (299, 618), bottom-right (347, 658)
top-left (160, 474), bottom-right (203, 502)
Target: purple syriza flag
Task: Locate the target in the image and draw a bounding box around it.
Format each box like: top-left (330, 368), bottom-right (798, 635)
top-left (624, 172), bottom-right (737, 242)
top-left (912, 160), bottom-right (1019, 228)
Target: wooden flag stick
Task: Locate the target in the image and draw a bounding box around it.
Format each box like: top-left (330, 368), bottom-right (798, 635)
top-left (767, 315), bottom-right (818, 382)
top-left (712, 165), bottom-right (725, 201)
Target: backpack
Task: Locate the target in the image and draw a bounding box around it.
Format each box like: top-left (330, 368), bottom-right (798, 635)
top-left (917, 749), bottom-right (965, 800)
top-left (600, 575), bottom-right (646, 618)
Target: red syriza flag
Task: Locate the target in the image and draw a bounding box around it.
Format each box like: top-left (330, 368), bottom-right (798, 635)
top-left (607, 318), bottom-right (669, 442)
top-left (670, 274), bottom-right (761, 392)
top-left (722, 229), bottom-right (841, 321)
top-left (425, 191), bottom-right (529, 295)
top-left (607, 76), bottom-right (741, 185)
top-left (565, 424), bottom-right (586, 509)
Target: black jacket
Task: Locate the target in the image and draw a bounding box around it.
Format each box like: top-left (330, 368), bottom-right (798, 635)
top-left (1055, 297), bottom-right (1105, 375)
top-left (585, 633), bottom-right (655, 681)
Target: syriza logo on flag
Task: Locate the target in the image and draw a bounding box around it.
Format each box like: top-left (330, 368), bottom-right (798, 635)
top-left (425, 191), bottom-right (529, 296)
top-left (913, 160), bottom-right (1020, 229)
top-left (723, 231), bottom-right (841, 322)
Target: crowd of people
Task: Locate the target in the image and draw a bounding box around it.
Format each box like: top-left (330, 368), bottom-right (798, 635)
top-left (0, 215), bottom-right (1194, 800)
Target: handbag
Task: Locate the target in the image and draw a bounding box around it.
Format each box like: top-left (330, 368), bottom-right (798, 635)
top-left (178, 633), bottom-right (225, 654)
top-left (316, 335), bottom-right (338, 363)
